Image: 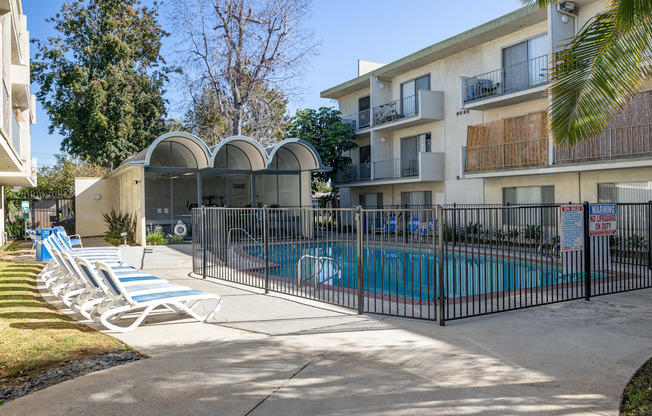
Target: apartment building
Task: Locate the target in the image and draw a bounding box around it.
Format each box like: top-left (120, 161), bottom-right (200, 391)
top-left (0, 0), bottom-right (37, 244)
top-left (321, 0), bottom-right (652, 208)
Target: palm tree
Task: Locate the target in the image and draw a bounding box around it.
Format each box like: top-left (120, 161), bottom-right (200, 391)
top-left (522, 0), bottom-right (652, 147)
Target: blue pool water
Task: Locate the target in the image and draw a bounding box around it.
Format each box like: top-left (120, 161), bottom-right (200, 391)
top-left (246, 243), bottom-right (583, 300)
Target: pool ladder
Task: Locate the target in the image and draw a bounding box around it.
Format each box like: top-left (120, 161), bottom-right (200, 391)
top-left (538, 235), bottom-right (561, 260)
top-left (297, 255), bottom-right (339, 289)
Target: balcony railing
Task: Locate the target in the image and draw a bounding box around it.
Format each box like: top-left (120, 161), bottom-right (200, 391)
top-left (374, 156), bottom-right (419, 180)
top-left (556, 123), bottom-right (652, 164)
top-left (463, 54), bottom-right (548, 104)
top-left (373, 95), bottom-right (416, 126)
top-left (341, 109), bottom-right (371, 130)
top-left (334, 162), bottom-right (372, 184)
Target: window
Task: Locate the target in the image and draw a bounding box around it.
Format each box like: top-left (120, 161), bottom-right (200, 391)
top-left (502, 34), bottom-right (548, 93)
top-left (358, 96), bottom-right (370, 128)
top-left (598, 181), bottom-right (652, 203)
top-left (214, 145), bottom-right (251, 170)
top-left (360, 193), bottom-right (383, 208)
top-left (401, 75), bottom-right (430, 116)
top-left (400, 191), bottom-right (432, 208)
top-left (150, 142), bottom-right (198, 168)
top-left (270, 148), bottom-right (300, 171)
top-left (359, 145), bottom-right (371, 180)
top-left (502, 185), bottom-right (554, 227)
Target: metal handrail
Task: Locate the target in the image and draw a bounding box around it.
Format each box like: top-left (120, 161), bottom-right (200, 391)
top-left (538, 235), bottom-right (560, 260)
top-left (227, 227), bottom-right (263, 253)
top-left (297, 255), bottom-right (340, 289)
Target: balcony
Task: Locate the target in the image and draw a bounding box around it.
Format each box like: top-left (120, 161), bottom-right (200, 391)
top-left (462, 55), bottom-right (548, 111)
top-left (556, 123), bottom-right (652, 164)
top-left (374, 156), bottom-right (419, 180)
top-left (335, 162), bottom-right (371, 184)
top-left (371, 90), bottom-right (444, 132)
top-left (465, 94), bottom-right (652, 175)
top-left (335, 152), bottom-right (444, 185)
top-left (341, 109), bottom-right (371, 131)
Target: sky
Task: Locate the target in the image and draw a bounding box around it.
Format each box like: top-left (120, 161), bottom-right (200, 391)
top-left (23, 0), bottom-right (525, 168)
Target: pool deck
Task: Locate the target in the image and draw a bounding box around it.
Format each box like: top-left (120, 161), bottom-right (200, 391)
top-left (2, 244), bottom-right (652, 415)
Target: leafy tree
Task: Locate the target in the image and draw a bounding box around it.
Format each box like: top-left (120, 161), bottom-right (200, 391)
top-left (170, 0), bottom-right (316, 143)
top-left (32, 0), bottom-right (176, 170)
top-left (285, 107), bottom-right (356, 205)
top-left (5, 154), bottom-right (108, 198)
top-left (522, 0), bottom-right (652, 147)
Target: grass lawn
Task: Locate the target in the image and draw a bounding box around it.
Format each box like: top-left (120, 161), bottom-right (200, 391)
top-left (621, 357), bottom-right (652, 416)
top-left (0, 259), bottom-right (123, 379)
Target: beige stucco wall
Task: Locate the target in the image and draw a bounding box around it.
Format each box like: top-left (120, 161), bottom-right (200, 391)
top-left (74, 177), bottom-right (117, 237)
top-left (113, 167), bottom-right (146, 245)
top-left (483, 167), bottom-right (652, 204)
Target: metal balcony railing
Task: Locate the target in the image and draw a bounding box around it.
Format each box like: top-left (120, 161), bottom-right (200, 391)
top-left (555, 123), bottom-right (652, 164)
top-left (373, 156), bottom-right (419, 180)
top-left (341, 109), bottom-right (371, 130)
top-left (334, 162), bottom-right (372, 184)
top-left (373, 95), bottom-right (416, 126)
top-left (463, 54), bottom-right (548, 103)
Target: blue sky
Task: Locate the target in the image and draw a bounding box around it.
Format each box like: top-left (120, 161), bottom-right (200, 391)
top-left (24, 0), bottom-right (525, 168)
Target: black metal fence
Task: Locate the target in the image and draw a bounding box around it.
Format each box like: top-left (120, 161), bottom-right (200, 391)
top-left (192, 203), bottom-right (652, 324)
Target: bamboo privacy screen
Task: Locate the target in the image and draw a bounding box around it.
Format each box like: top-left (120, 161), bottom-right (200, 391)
top-left (556, 90), bottom-right (652, 163)
top-left (466, 111), bottom-right (549, 172)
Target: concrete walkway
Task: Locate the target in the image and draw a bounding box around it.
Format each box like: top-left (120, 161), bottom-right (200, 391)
top-left (2, 245), bottom-right (652, 416)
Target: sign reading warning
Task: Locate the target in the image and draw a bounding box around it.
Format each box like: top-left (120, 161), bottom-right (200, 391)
top-left (589, 204), bottom-right (617, 237)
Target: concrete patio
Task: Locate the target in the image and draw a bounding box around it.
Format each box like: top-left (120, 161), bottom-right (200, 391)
top-left (2, 244), bottom-right (651, 415)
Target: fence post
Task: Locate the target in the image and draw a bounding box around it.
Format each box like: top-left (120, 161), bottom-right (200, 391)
top-left (583, 201), bottom-right (591, 301)
top-left (356, 206), bottom-right (364, 315)
top-left (648, 201), bottom-right (652, 270)
top-left (437, 205), bottom-right (445, 326)
top-left (201, 206), bottom-right (206, 280)
top-left (263, 205), bottom-right (269, 294)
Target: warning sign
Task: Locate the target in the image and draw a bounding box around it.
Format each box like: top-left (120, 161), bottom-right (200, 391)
top-left (589, 204), bottom-right (617, 237)
top-left (561, 205), bottom-right (583, 252)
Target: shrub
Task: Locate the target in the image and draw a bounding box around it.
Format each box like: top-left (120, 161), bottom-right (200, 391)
top-left (102, 210), bottom-right (136, 244)
top-left (104, 230), bottom-right (125, 246)
top-left (6, 219), bottom-right (26, 239)
top-left (523, 225), bottom-right (542, 242)
top-left (166, 234), bottom-right (185, 244)
top-left (146, 230), bottom-right (166, 246)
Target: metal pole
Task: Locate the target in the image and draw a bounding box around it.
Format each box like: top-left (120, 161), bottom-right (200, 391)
top-left (201, 206), bottom-right (206, 280)
top-left (437, 205), bottom-right (445, 326)
top-left (583, 201), bottom-right (591, 301)
top-left (263, 205), bottom-right (269, 294)
top-left (356, 206), bottom-right (364, 315)
top-left (648, 201), bottom-right (652, 270)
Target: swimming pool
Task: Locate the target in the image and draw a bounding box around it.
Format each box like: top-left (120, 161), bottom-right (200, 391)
top-left (245, 243), bottom-right (582, 301)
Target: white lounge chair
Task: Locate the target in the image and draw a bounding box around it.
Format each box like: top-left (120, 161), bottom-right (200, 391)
top-left (72, 257), bottom-right (193, 321)
top-left (93, 261), bottom-right (222, 332)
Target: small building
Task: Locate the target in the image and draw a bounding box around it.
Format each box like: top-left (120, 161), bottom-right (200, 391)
top-left (75, 132), bottom-right (329, 245)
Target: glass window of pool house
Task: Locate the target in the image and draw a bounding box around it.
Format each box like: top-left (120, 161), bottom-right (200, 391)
top-left (81, 132), bottom-right (330, 244)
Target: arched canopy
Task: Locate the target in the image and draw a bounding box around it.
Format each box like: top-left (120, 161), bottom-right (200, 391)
top-left (267, 139), bottom-right (330, 172)
top-left (143, 132), bottom-right (211, 169)
top-left (210, 136), bottom-right (268, 171)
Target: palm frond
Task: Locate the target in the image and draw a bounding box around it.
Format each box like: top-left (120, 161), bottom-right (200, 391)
top-left (548, 9), bottom-right (652, 146)
top-left (519, 0), bottom-right (553, 7)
